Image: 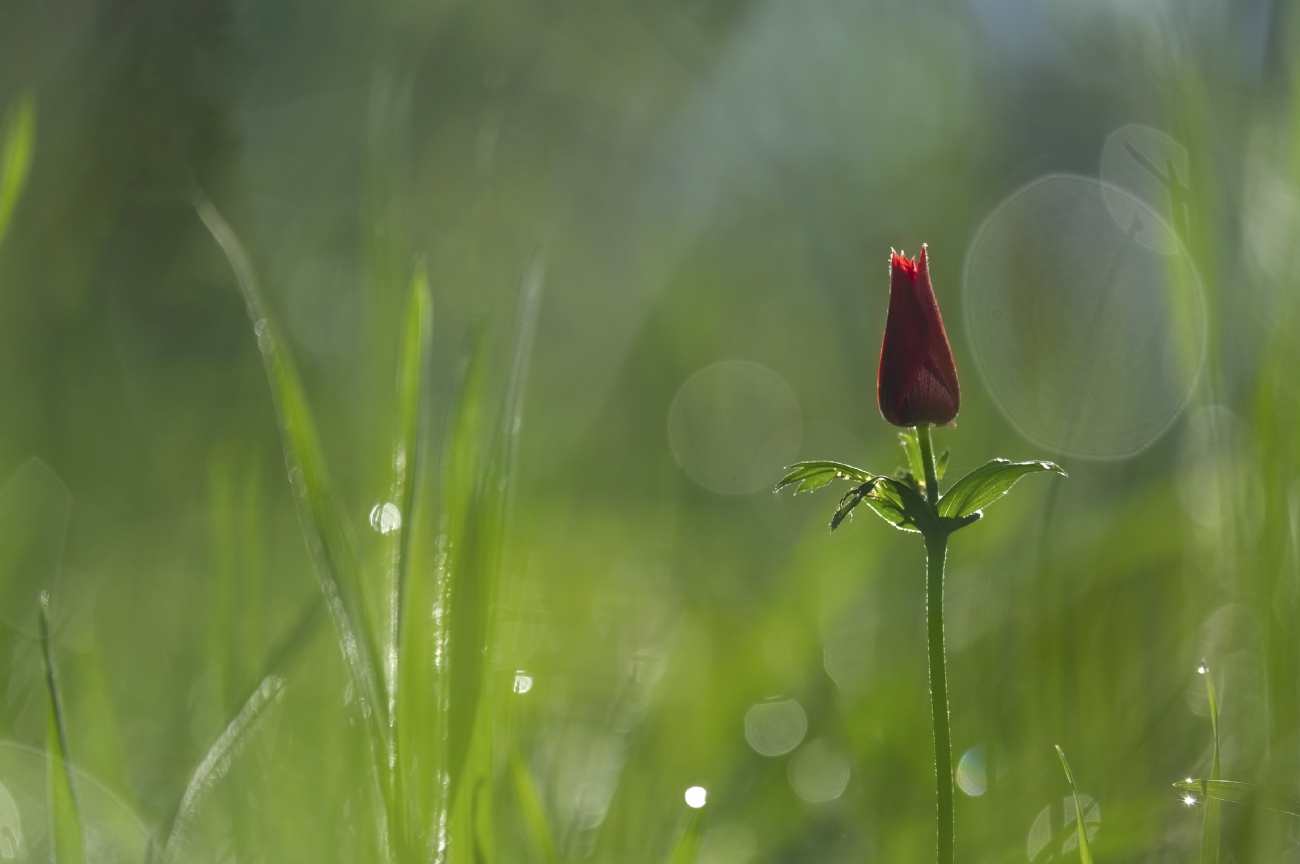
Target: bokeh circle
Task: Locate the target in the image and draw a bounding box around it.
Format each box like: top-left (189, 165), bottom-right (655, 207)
top-left (669, 361), bottom-right (801, 493)
top-left (964, 174), bottom-right (1205, 459)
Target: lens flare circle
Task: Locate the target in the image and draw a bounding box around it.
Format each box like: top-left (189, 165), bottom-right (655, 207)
top-left (964, 174), bottom-right (1205, 459)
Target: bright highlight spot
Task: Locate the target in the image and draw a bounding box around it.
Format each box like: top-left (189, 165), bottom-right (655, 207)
top-left (369, 502), bottom-right (402, 535)
top-left (685, 786), bottom-right (708, 809)
top-left (1184, 795), bottom-right (1197, 806)
top-left (513, 672), bottom-right (533, 694)
top-left (1198, 665), bottom-right (1206, 674)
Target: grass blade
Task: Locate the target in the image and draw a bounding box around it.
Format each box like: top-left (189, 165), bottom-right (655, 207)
top-left (196, 192), bottom-right (397, 854)
top-left (1173, 779), bottom-right (1300, 817)
top-left (667, 808), bottom-right (704, 864)
top-left (510, 747), bottom-right (557, 864)
top-left (390, 263), bottom-right (434, 854)
top-left (39, 593), bottom-right (85, 864)
top-left (159, 675), bottom-right (287, 863)
top-left (1201, 665), bottom-right (1220, 864)
top-left (1055, 746), bottom-right (1095, 864)
top-left (444, 254), bottom-right (544, 849)
top-left (0, 91), bottom-right (35, 249)
top-left (196, 193), bottom-right (387, 736)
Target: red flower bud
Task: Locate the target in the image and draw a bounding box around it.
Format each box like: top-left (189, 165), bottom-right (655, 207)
top-left (877, 245), bottom-right (960, 427)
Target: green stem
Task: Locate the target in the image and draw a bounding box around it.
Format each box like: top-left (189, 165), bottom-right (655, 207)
top-left (918, 424), bottom-right (952, 864)
top-left (918, 424), bottom-right (940, 507)
top-left (926, 532), bottom-right (953, 864)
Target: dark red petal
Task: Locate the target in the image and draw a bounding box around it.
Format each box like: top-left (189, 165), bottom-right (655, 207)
top-left (876, 245), bottom-right (960, 427)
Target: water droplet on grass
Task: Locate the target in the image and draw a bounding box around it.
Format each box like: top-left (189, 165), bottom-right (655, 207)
top-left (369, 502), bottom-right (402, 534)
top-left (685, 786), bottom-right (708, 808)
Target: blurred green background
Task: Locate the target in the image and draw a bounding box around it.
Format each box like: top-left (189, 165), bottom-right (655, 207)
top-left (1, 0), bottom-right (1299, 861)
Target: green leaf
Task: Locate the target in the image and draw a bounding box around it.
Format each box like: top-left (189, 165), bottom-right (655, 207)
top-left (868, 477), bottom-right (941, 535)
top-left (830, 481), bottom-right (879, 531)
top-left (775, 461), bottom-right (876, 495)
top-left (936, 450), bottom-right (950, 483)
top-left (0, 91), bottom-right (35, 250)
top-left (1055, 746), bottom-right (1095, 864)
top-left (511, 746), bottom-right (557, 864)
top-left (899, 430), bottom-right (925, 492)
top-left (938, 459), bottom-right (1066, 519)
top-left (1173, 779), bottom-right (1300, 817)
top-left (40, 594), bottom-right (85, 864)
top-left (1202, 665), bottom-right (1220, 864)
top-left (159, 675), bottom-right (287, 863)
top-left (667, 807), bottom-right (704, 864)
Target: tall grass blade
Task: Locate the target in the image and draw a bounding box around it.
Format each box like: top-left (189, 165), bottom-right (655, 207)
top-left (0, 91), bottom-right (35, 249)
top-left (159, 675), bottom-right (287, 863)
top-left (1201, 666), bottom-right (1220, 864)
top-left (667, 809), bottom-right (704, 864)
top-left (196, 193), bottom-right (396, 854)
top-left (390, 262), bottom-right (433, 855)
top-left (39, 593), bottom-right (85, 864)
top-left (510, 746), bottom-right (557, 864)
top-left (195, 193), bottom-right (388, 739)
top-left (1055, 746), bottom-right (1095, 864)
top-left (444, 255), bottom-right (544, 817)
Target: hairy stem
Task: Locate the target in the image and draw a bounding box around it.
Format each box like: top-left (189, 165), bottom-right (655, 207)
top-left (926, 532), bottom-right (953, 864)
top-left (919, 424), bottom-right (952, 864)
top-left (918, 424), bottom-right (940, 507)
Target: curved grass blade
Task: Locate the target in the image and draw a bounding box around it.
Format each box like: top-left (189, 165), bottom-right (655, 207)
top-left (445, 255), bottom-right (544, 820)
top-left (667, 808), bottom-right (704, 864)
top-left (774, 461), bottom-right (876, 494)
top-left (196, 193), bottom-right (387, 737)
top-left (1055, 746), bottom-right (1095, 864)
top-left (40, 594), bottom-right (85, 864)
top-left (196, 193), bottom-right (397, 854)
top-left (387, 262), bottom-right (434, 855)
top-left (1173, 779), bottom-right (1300, 817)
top-left (0, 91), bottom-right (35, 250)
top-left (938, 460), bottom-right (1065, 519)
top-left (1201, 665), bottom-right (1220, 864)
top-left (510, 746), bottom-right (557, 864)
top-left (159, 675), bottom-right (286, 863)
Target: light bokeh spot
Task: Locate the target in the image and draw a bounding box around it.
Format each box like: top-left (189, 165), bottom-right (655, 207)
top-left (685, 786), bottom-right (708, 809)
top-left (955, 745), bottom-right (987, 796)
top-left (669, 362), bottom-right (801, 494)
top-left (787, 738), bottom-right (850, 803)
top-left (965, 174), bottom-right (1205, 459)
top-left (743, 699), bottom-right (807, 757)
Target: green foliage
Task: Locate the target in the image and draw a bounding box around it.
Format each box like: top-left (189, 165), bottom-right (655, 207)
top-left (158, 675), bottom-right (286, 863)
top-left (0, 90), bottom-right (34, 250)
top-left (666, 809), bottom-right (704, 864)
top-left (510, 746), bottom-right (557, 864)
top-left (40, 594), bottom-right (85, 864)
top-left (1055, 746), bottom-right (1095, 864)
top-left (938, 459), bottom-right (1066, 520)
